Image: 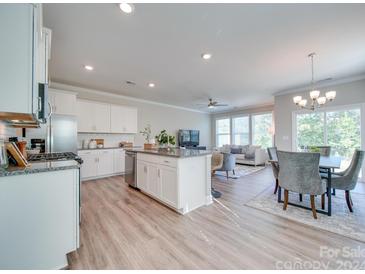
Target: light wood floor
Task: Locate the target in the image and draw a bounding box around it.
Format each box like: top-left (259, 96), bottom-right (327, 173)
top-left (68, 167), bottom-right (365, 269)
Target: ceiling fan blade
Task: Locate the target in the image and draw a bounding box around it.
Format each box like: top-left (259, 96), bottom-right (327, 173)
top-left (214, 104), bottom-right (229, 107)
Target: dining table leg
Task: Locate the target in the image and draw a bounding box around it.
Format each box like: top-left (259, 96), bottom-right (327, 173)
top-left (327, 168), bottom-right (332, 216)
top-left (278, 186), bottom-right (282, 203)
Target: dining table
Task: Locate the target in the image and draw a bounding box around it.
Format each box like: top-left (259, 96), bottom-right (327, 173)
top-left (270, 156), bottom-right (342, 216)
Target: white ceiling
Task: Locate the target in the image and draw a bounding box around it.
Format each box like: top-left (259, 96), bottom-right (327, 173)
top-left (44, 3), bottom-right (365, 112)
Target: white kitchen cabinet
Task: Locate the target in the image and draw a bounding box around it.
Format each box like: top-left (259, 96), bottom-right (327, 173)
top-left (78, 148), bottom-right (125, 180)
top-left (113, 149), bottom-right (125, 174)
top-left (136, 153), bottom-right (212, 214)
top-left (36, 27), bottom-right (51, 85)
top-left (76, 100), bottom-right (110, 133)
top-left (147, 164), bottom-right (161, 197)
top-left (97, 150), bottom-right (114, 176)
top-left (76, 100), bottom-right (94, 132)
top-left (0, 168), bottom-right (79, 269)
top-left (48, 89), bottom-right (76, 116)
top-left (94, 103), bottom-right (111, 133)
top-left (160, 165), bottom-right (178, 208)
top-left (0, 4), bottom-right (43, 117)
top-left (78, 150), bottom-right (98, 179)
top-left (137, 161), bottom-right (148, 191)
top-left (110, 105), bottom-right (138, 133)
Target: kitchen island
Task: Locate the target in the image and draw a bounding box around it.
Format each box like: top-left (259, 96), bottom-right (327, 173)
top-left (127, 148), bottom-right (212, 214)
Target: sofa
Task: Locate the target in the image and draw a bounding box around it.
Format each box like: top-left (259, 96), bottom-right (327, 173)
top-left (219, 144), bottom-right (268, 166)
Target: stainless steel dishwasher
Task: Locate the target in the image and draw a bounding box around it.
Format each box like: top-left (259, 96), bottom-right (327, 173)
top-left (125, 151), bottom-right (138, 188)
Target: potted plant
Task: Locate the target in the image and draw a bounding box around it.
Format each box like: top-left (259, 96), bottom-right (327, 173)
top-left (155, 130), bottom-right (176, 148)
top-left (140, 124), bottom-right (154, 149)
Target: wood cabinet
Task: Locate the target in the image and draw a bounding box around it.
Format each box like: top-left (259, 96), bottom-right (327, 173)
top-left (48, 89), bottom-right (77, 116)
top-left (113, 149), bottom-right (125, 174)
top-left (110, 105), bottom-right (138, 133)
top-left (78, 148), bottom-right (125, 180)
top-left (0, 4), bottom-right (43, 117)
top-left (76, 100), bottom-right (111, 133)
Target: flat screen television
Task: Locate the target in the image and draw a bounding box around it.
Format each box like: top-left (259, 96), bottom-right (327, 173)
top-left (178, 129), bottom-right (199, 147)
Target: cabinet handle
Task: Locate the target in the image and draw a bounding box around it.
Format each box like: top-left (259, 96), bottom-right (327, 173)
top-left (38, 97), bottom-right (42, 112)
top-left (158, 169), bottom-right (160, 178)
top-left (144, 166), bottom-right (147, 173)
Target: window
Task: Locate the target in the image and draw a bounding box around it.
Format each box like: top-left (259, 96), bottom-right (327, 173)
top-left (296, 112), bottom-right (325, 149)
top-left (295, 107), bottom-right (361, 172)
top-left (216, 118), bottom-right (230, 147)
top-left (252, 113), bottom-right (273, 148)
top-left (232, 116), bottom-right (249, 145)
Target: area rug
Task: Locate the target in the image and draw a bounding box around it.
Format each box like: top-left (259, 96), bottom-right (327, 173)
top-left (215, 164), bottom-right (266, 179)
top-left (245, 187), bottom-right (365, 243)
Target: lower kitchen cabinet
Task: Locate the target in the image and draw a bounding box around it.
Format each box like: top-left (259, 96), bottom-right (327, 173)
top-left (97, 150), bottom-right (114, 176)
top-left (136, 153), bottom-right (212, 214)
top-left (160, 165), bottom-right (178, 207)
top-left (113, 149), bottom-right (125, 174)
top-left (136, 158), bottom-right (178, 209)
top-left (136, 161), bottom-right (148, 191)
top-left (78, 148), bottom-right (125, 180)
top-left (0, 168), bottom-right (80, 269)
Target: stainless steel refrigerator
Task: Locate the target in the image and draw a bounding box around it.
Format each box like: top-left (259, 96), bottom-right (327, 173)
top-left (26, 114), bottom-right (78, 153)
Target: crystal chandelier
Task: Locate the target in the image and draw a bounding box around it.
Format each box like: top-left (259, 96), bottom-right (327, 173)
top-left (293, 53), bottom-right (336, 110)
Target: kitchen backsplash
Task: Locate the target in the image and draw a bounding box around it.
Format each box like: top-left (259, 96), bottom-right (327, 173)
top-left (0, 121), bottom-right (16, 140)
top-left (77, 133), bottom-right (135, 149)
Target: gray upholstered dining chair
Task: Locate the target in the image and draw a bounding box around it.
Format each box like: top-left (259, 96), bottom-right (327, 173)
top-left (267, 147), bottom-right (279, 194)
top-left (216, 153), bottom-right (236, 179)
top-left (277, 151), bottom-right (327, 219)
top-left (322, 150), bottom-right (364, 212)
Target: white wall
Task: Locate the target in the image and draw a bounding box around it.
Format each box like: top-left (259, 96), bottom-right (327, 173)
top-left (274, 78), bottom-right (365, 151)
top-left (51, 83), bottom-right (212, 148)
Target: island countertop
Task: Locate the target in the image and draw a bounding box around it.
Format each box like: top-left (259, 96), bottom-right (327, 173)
top-left (126, 148), bottom-right (212, 158)
top-left (0, 160), bottom-right (80, 177)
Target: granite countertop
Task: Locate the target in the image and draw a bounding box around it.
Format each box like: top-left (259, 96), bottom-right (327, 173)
top-left (78, 146), bottom-right (142, 151)
top-left (0, 160), bottom-right (80, 177)
top-left (126, 148), bottom-right (212, 158)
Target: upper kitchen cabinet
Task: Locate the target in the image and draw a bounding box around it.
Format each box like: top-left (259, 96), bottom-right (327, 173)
top-left (0, 4), bottom-right (51, 125)
top-left (48, 89), bottom-right (76, 116)
top-left (76, 100), bottom-right (110, 133)
top-left (110, 105), bottom-right (138, 134)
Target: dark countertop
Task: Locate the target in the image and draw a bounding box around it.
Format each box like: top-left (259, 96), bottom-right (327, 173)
top-left (0, 160), bottom-right (80, 177)
top-left (78, 146), bottom-right (142, 151)
top-left (126, 148), bottom-right (212, 158)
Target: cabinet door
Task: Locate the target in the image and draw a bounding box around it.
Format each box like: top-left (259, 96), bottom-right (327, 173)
top-left (78, 151), bottom-right (97, 179)
top-left (160, 166), bottom-right (178, 207)
top-left (137, 161), bottom-right (148, 191)
top-left (147, 164), bottom-right (161, 198)
top-left (110, 105), bottom-right (137, 133)
top-left (113, 149), bottom-right (125, 174)
top-left (76, 100), bottom-right (94, 132)
top-left (94, 103), bottom-right (111, 133)
top-left (97, 150), bottom-right (114, 176)
top-left (0, 4), bottom-right (34, 114)
top-left (53, 92), bottom-right (76, 116)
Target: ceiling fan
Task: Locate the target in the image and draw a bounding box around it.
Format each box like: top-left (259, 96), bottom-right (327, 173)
top-left (197, 98), bottom-right (229, 109)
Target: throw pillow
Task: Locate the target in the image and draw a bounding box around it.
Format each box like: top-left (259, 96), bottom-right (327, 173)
top-left (245, 145), bottom-right (257, 159)
top-left (230, 147), bottom-right (241, 154)
top-left (241, 145), bottom-right (250, 154)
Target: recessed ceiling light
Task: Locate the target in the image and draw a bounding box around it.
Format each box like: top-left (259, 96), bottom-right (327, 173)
top-left (201, 53), bottom-right (212, 60)
top-left (148, 83), bottom-right (155, 88)
top-left (84, 65), bottom-right (94, 71)
top-left (119, 3), bottom-right (134, 14)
